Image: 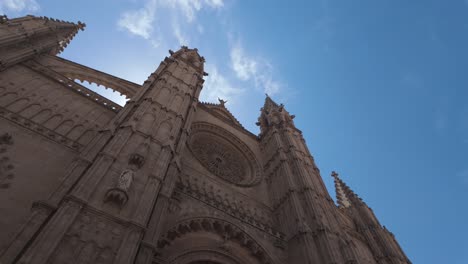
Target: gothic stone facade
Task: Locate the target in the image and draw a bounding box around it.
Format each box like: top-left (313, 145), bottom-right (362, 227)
top-left (0, 15), bottom-right (411, 264)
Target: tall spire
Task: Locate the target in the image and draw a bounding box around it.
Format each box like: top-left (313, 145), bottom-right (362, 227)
top-left (0, 15), bottom-right (85, 70)
top-left (331, 171), bottom-right (365, 208)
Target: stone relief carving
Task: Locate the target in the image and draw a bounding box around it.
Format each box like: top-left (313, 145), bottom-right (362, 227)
top-left (104, 140), bottom-right (149, 206)
top-left (117, 169), bottom-right (134, 191)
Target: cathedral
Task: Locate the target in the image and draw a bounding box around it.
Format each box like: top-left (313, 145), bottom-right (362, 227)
top-left (0, 15), bottom-right (411, 264)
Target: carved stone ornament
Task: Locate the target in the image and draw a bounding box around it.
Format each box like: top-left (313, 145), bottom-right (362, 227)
top-left (117, 169), bottom-right (134, 191)
top-left (189, 123), bottom-right (263, 187)
top-left (104, 169), bottom-right (134, 206)
top-left (191, 134), bottom-right (246, 184)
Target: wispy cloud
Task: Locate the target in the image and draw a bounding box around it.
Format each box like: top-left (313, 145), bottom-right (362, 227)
top-left (0, 0), bottom-right (40, 14)
top-left (201, 65), bottom-right (244, 103)
top-left (117, 0), bottom-right (223, 45)
top-left (160, 0), bottom-right (223, 22)
top-left (230, 41), bottom-right (281, 95)
top-left (118, 3), bottom-right (156, 40)
top-left (172, 18), bottom-right (188, 45)
top-left (117, 0), bottom-right (282, 104)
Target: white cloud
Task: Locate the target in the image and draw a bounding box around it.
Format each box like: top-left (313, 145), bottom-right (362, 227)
top-left (231, 44), bottom-right (257, 81)
top-left (201, 65), bottom-right (243, 104)
top-left (118, 6), bottom-right (155, 39)
top-left (172, 19), bottom-right (188, 45)
top-left (0, 0), bottom-right (40, 13)
top-left (117, 0), bottom-right (223, 44)
top-left (230, 41), bottom-right (281, 95)
top-left (161, 0), bottom-right (223, 22)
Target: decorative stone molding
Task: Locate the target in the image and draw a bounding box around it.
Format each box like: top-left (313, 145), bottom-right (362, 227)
top-left (157, 217), bottom-right (276, 264)
top-left (189, 122), bottom-right (263, 187)
top-left (104, 169), bottom-right (134, 206)
top-left (176, 173), bottom-right (285, 240)
top-left (0, 106), bottom-right (83, 151)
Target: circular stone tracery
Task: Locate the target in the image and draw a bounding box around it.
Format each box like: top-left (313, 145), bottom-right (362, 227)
top-left (191, 134), bottom-right (246, 184)
top-left (189, 123), bottom-right (262, 187)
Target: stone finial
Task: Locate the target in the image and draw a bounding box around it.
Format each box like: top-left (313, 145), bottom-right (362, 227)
top-left (77, 21), bottom-right (86, 31)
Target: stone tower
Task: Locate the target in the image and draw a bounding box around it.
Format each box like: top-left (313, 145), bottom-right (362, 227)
top-left (0, 15), bottom-right (411, 264)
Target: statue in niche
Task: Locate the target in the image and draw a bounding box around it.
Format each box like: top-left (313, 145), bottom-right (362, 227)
top-left (117, 169), bottom-right (134, 191)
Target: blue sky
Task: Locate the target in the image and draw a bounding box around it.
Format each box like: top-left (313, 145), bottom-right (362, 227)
top-left (2, 0), bottom-right (468, 263)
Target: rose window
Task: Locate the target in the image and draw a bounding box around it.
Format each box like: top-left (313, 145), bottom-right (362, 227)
top-left (191, 135), bottom-right (247, 184)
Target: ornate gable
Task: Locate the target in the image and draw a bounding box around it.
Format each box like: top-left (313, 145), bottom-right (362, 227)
top-left (199, 99), bottom-right (246, 131)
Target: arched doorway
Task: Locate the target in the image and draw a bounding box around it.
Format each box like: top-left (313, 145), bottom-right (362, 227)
top-left (158, 218), bottom-right (275, 264)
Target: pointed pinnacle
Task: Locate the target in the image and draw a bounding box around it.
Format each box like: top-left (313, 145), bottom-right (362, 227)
top-left (331, 171), bottom-right (352, 208)
top-left (262, 94), bottom-right (279, 112)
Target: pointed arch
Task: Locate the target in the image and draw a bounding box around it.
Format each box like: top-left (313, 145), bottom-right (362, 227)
top-left (0, 92), bottom-right (18, 106)
top-left (171, 94), bottom-right (184, 111)
top-left (44, 114), bottom-right (63, 130)
top-left (137, 112), bottom-right (155, 134)
top-left (31, 109), bottom-right (52, 123)
top-left (67, 125), bottom-right (85, 140)
top-left (19, 104), bottom-right (41, 118)
top-left (78, 129), bottom-right (96, 145)
top-left (157, 87), bottom-right (172, 103)
top-left (55, 119), bottom-right (75, 135)
top-left (6, 98), bottom-right (30, 112)
top-left (157, 217), bottom-right (277, 264)
top-left (154, 119), bottom-right (173, 142)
